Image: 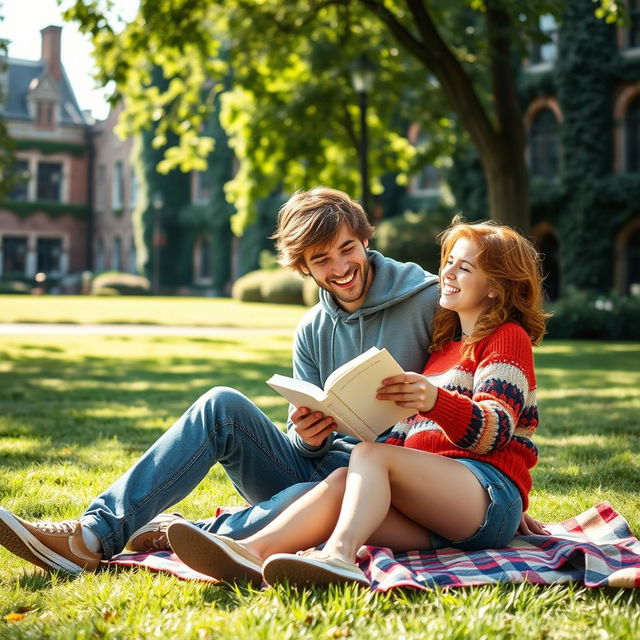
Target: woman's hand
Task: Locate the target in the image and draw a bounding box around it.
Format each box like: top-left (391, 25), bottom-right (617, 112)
top-left (377, 372), bottom-right (438, 413)
top-left (518, 512), bottom-right (549, 535)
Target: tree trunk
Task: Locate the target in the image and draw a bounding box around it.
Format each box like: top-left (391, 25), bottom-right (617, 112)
top-left (483, 144), bottom-right (530, 232)
top-left (364, 0), bottom-right (531, 232)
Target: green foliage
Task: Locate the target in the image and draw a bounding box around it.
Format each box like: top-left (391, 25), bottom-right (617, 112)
top-left (231, 269), bottom-right (304, 305)
top-left (231, 270), bottom-right (269, 302)
top-left (547, 288), bottom-right (640, 340)
top-left (260, 270), bottom-right (304, 305)
top-left (0, 280), bottom-right (30, 295)
top-left (91, 272), bottom-right (151, 296)
top-left (63, 0), bottom-right (594, 231)
top-left (14, 139), bottom-right (88, 156)
top-left (374, 208), bottom-right (452, 272)
top-left (0, 201), bottom-right (90, 219)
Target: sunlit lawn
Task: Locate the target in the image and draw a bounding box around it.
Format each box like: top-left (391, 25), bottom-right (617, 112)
top-left (0, 294), bottom-right (306, 329)
top-left (0, 325), bottom-right (639, 638)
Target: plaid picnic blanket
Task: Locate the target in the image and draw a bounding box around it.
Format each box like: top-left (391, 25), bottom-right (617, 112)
top-left (105, 502), bottom-right (640, 591)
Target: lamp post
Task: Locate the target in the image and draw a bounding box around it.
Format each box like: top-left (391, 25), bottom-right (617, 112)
top-left (351, 53), bottom-right (376, 221)
top-left (151, 191), bottom-right (164, 295)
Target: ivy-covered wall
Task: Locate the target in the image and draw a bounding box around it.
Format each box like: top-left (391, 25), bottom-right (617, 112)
top-left (132, 72), bottom-right (282, 292)
top-left (449, 0), bottom-right (640, 295)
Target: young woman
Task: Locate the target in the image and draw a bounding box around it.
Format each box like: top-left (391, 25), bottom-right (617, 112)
top-left (166, 217), bottom-right (549, 587)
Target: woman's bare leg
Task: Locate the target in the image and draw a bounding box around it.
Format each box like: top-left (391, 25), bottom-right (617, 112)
top-left (240, 443), bottom-right (488, 561)
top-left (323, 442), bottom-right (489, 562)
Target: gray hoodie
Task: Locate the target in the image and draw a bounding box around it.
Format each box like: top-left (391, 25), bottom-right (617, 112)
top-left (289, 250), bottom-right (440, 457)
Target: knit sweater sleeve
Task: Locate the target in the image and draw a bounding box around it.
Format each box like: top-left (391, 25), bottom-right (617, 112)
top-left (421, 324), bottom-right (536, 455)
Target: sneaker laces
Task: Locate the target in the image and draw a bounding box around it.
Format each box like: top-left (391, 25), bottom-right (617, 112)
top-left (36, 520), bottom-right (78, 535)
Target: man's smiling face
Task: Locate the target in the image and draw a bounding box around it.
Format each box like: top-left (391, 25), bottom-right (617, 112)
top-left (301, 226), bottom-right (373, 313)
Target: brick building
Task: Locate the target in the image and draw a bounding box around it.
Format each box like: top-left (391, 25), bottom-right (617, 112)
top-left (1, 26), bottom-right (90, 286)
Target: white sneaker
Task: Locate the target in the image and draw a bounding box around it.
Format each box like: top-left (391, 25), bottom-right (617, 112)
top-left (262, 549), bottom-right (369, 587)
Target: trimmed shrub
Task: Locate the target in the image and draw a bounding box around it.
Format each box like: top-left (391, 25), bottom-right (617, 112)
top-left (374, 210), bottom-right (448, 272)
top-left (547, 288), bottom-right (640, 340)
top-left (261, 271), bottom-right (304, 305)
top-left (91, 272), bottom-right (151, 296)
top-left (0, 280), bottom-right (30, 295)
top-left (231, 270), bottom-right (270, 302)
top-left (302, 277), bottom-right (320, 307)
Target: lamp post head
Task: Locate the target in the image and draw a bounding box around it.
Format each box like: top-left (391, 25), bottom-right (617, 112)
top-left (351, 53), bottom-right (376, 94)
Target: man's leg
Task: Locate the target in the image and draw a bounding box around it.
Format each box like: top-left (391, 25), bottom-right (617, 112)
top-left (81, 386), bottom-right (322, 559)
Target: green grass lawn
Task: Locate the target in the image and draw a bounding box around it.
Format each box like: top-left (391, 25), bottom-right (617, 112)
top-left (0, 295), bottom-right (307, 329)
top-left (0, 330), bottom-right (639, 638)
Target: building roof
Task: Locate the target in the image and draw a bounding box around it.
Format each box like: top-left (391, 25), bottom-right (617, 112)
top-left (4, 56), bottom-right (87, 126)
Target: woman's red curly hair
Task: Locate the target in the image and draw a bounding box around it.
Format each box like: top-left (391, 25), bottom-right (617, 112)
top-left (430, 216), bottom-right (550, 354)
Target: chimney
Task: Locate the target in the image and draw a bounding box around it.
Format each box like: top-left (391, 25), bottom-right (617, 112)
top-left (40, 25), bottom-right (62, 81)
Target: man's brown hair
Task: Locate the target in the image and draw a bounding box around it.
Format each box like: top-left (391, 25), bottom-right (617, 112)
top-left (272, 187), bottom-right (374, 272)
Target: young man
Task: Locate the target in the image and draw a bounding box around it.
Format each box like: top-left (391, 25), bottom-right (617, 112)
top-left (0, 187), bottom-right (439, 573)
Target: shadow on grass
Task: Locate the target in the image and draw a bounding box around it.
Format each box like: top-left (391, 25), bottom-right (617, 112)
top-left (0, 338), bottom-right (294, 456)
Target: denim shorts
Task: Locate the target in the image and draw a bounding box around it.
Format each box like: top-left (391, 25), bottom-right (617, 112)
top-left (429, 458), bottom-right (523, 551)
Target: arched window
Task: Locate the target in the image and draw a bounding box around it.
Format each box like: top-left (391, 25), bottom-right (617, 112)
top-left (538, 233), bottom-right (560, 301)
top-left (625, 95), bottom-right (640, 172)
top-left (529, 109), bottom-right (560, 179)
top-left (626, 227), bottom-right (640, 295)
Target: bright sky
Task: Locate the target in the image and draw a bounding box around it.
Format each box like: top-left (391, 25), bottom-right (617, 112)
top-left (1, 0), bottom-right (137, 120)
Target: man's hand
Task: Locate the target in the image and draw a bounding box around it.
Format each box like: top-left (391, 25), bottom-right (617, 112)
top-left (376, 372), bottom-right (438, 413)
top-left (518, 512), bottom-right (549, 535)
top-left (291, 407), bottom-right (336, 447)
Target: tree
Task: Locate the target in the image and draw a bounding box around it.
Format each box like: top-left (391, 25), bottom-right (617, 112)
top-left (63, 0), bottom-right (619, 233)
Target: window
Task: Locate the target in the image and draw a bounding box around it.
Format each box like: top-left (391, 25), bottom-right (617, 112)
top-left (194, 236), bottom-right (211, 281)
top-left (112, 236), bottom-right (122, 272)
top-left (36, 101), bottom-right (55, 128)
top-left (530, 15), bottom-right (558, 65)
top-left (2, 236), bottom-right (28, 276)
top-left (408, 129), bottom-right (442, 195)
top-left (130, 167), bottom-right (139, 208)
top-left (626, 228), bottom-right (640, 295)
top-left (95, 236), bottom-right (105, 272)
top-left (413, 164), bottom-right (441, 193)
top-left (9, 160), bottom-right (30, 201)
top-left (625, 95), bottom-right (640, 171)
top-left (96, 165), bottom-right (106, 211)
top-left (128, 237), bottom-right (137, 274)
top-left (37, 237), bottom-right (62, 274)
top-left (193, 170), bottom-right (211, 204)
top-left (529, 109), bottom-right (560, 179)
top-left (112, 161), bottom-right (124, 209)
top-left (36, 162), bottom-right (62, 201)
top-left (627, 0), bottom-right (640, 49)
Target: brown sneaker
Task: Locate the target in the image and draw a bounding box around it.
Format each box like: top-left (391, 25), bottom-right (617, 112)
top-left (0, 507), bottom-right (102, 574)
top-left (125, 512), bottom-right (184, 552)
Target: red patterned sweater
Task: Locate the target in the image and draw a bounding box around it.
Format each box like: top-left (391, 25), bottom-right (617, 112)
top-left (385, 322), bottom-right (539, 509)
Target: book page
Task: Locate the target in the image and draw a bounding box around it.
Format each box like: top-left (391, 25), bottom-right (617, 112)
top-left (266, 374), bottom-right (378, 441)
top-left (328, 349), bottom-right (414, 435)
top-left (324, 346), bottom-right (381, 390)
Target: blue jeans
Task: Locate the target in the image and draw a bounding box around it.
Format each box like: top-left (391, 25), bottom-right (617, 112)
top-left (81, 387), bottom-right (349, 558)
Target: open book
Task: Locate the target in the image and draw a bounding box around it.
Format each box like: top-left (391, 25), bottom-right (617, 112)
top-left (266, 347), bottom-right (415, 441)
